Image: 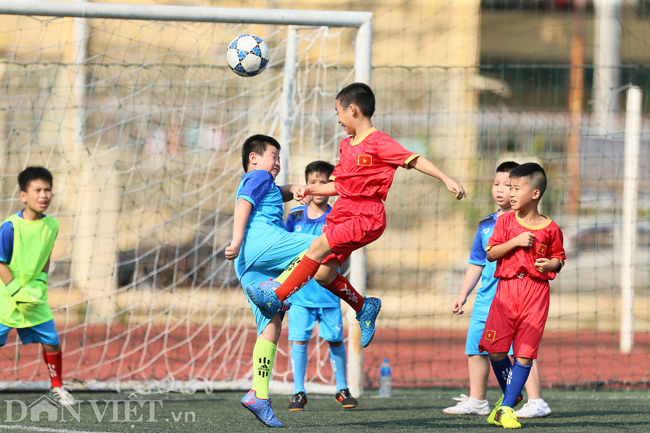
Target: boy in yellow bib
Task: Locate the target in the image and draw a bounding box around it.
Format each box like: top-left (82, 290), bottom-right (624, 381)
top-left (0, 167), bottom-right (75, 406)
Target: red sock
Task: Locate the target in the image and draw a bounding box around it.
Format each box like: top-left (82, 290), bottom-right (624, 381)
top-left (275, 256), bottom-right (321, 302)
top-left (43, 350), bottom-right (63, 388)
top-left (324, 273), bottom-right (365, 313)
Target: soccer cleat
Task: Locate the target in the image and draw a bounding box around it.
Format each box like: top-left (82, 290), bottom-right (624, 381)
top-left (259, 280), bottom-right (291, 312)
top-left (488, 393), bottom-right (524, 425)
top-left (51, 387), bottom-right (77, 406)
top-left (289, 392), bottom-right (307, 411)
top-left (241, 390), bottom-right (284, 428)
top-left (245, 283), bottom-right (282, 319)
top-left (335, 388), bottom-right (358, 409)
top-left (516, 400), bottom-right (552, 418)
top-left (493, 406), bottom-right (521, 429)
top-left (442, 394), bottom-right (490, 415)
top-left (355, 297), bottom-right (381, 348)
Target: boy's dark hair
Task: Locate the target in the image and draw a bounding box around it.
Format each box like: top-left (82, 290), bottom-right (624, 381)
top-left (496, 161), bottom-right (519, 174)
top-left (509, 162), bottom-right (547, 197)
top-left (304, 160), bottom-right (335, 182)
top-left (18, 166), bottom-right (53, 192)
top-left (241, 134), bottom-right (281, 171)
top-left (336, 83), bottom-right (375, 118)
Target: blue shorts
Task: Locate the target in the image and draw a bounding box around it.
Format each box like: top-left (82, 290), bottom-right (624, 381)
top-left (239, 232), bottom-right (317, 335)
top-left (466, 310), bottom-right (513, 356)
top-left (0, 319), bottom-right (60, 346)
top-left (288, 306), bottom-right (343, 342)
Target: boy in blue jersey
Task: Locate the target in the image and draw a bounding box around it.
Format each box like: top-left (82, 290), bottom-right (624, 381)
top-left (225, 135), bottom-right (315, 428)
top-left (285, 161), bottom-right (357, 412)
top-left (443, 161), bottom-right (551, 419)
top-left (0, 167), bottom-right (76, 406)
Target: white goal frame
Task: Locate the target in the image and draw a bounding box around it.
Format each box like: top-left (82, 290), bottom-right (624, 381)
top-left (0, 0), bottom-right (372, 397)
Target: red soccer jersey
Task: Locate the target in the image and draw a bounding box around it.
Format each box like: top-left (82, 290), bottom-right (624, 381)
top-left (487, 211), bottom-right (566, 281)
top-left (330, 128), bottom-right (420, 201)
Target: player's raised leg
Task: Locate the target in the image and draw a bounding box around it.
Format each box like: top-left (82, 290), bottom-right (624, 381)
top-left (246, 234), bottom-right (381, 347)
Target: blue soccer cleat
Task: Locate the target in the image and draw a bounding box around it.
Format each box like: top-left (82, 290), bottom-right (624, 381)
top-left (245, 282), bottom-right (282, 319)
top-left (259, 280), bottom-right (291, 312)
top-left (241, 390), bottom-right (284, 428)
top-left (356, 297), bottom-right (381, 347)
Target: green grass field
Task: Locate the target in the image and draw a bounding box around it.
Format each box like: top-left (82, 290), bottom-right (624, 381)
top-left (0, 388), bottom-right (648, 432)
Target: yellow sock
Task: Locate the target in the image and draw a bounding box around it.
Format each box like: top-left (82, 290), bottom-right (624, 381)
top-left (252, 338), bottom-right (277, 399)
top-left (275, 250), bottom-right (307, 284)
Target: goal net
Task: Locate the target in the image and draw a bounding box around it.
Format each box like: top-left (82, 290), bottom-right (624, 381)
top-left (0, 1), bottom-right (649, 394)
top-left (0, 4), bottom-right (367, 393)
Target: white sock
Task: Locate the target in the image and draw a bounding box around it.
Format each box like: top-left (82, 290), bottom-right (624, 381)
top-left (469, 397), bottom-right (488, 407)
top-left (529, 398), bottom-right (547, 406)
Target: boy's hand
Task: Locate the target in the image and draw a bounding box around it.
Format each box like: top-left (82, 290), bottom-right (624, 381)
top-left (452, 295), bottom-right (467, 315)
top-left (513, 231), bottom-right (535, 248)
top-left (535, 258), bottom-right (558, 273)
top-left (225, 240), bottom-right (242, 260)
top-left (291, 185), bottom-right (312, 205)
top-left (444, 178), bottom-right (467, 200)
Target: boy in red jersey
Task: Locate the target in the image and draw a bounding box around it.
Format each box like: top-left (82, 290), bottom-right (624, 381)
top-left (479, 163), bottom-right (566, 429)
top-left (246, 83), bottom-right (466, 348)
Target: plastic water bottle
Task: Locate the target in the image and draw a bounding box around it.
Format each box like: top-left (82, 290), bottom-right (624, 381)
top-left (379, 359), bottom-right (392, 397)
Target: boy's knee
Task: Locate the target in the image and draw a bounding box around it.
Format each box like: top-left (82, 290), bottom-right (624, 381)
top-left (515, 357), bottom-right (533, 366)
top-left (307, 235), bottom-right (331, 260)
top-left (328, 341), bottom-right (343, 348)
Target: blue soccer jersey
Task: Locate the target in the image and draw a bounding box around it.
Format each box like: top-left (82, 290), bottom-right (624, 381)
top-left (284, 205), bottom-right (340, 308)
top-left (233, 170), bottom-right (293, 279)
top-left (468, 211), bottom-right (499, 321)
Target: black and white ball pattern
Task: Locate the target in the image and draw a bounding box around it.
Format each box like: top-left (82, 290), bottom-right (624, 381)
top-left (226, 34), bottom-right (270, 77)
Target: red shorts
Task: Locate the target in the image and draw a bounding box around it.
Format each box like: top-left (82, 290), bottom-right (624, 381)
top-left (323, 197), bottom-right (386, 265)
top-left (478, 275), bottom-right (550, 359)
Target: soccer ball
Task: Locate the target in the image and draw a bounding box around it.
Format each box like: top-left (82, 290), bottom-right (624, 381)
top-left (226, 34), bottom-right (270, 77)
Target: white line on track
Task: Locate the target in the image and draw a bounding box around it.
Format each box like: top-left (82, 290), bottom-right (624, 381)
top-left (0, 425), bottom-right (114, 433)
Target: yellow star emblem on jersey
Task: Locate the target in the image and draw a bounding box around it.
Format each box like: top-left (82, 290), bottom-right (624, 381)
top-left (358, 155), bottom-right (372, 166)
top-left (267, 302), bottom-right (272, 307)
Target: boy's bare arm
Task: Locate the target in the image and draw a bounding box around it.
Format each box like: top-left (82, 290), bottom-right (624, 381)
top-left (225, 198), bottom-right (253, 260)
top-left (408, 157), bottom-right (466, 200)
top-left (534, 257), bottom-right (562, 273)
top-left (486, 232), bottom-right (535, 262)
top-left (0, 262), bottom-right (12, 285)
top-left (452, 264), bottom-right (483, 315)
top-left (281, 184), bottom-right (312, 204)
top-left (305, 182), bottom-right (338, 197)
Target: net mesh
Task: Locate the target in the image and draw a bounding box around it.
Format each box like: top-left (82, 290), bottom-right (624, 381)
top-left (0, 2), bottom-right (649, 393)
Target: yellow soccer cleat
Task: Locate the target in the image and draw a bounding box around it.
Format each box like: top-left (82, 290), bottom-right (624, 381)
top-left (493, 406), bottom-right (521, 429)
top-left (488, 393), bottom-right (524, 425)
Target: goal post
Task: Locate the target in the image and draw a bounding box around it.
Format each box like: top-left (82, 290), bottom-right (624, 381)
top-left (0, 0), bottom-right (371, 395)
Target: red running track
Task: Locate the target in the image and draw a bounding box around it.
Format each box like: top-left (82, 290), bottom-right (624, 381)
top-left (0, 326), bottom-right (648, 388)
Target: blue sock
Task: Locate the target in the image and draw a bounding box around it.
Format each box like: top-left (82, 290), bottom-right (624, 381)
top-left (490, 356), bottom-right (513, 394)
top-left (502, 360), bottom-right (532, 408)
top-left (329, 344), bottom-right (348, 392)
top-left (291, 342), bottom-right (308, 394)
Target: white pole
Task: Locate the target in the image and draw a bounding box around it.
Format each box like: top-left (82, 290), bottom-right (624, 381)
top-left (0, 0), bottom-right (372, 27)
top-left (593, 0), bottom-right (621, 136)
top-left (276, 26), bottom-right (297, 186)
top-left (620, 86), bottom-right (641, 354)
top-left (347, 18), bottom-right (372, 399)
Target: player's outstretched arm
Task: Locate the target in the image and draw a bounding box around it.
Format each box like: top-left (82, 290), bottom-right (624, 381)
top-left (282, 184), bottom-right (312, 205)
top-left (305, 182), bottom-right (338, 197)
top-left (225, 198), bottom-right (253, 260)
top-left (452, 264), bottom-right (484, 315)
top-left (407, 157), bottom-right (466, 200)
top-left (486, 232), bottom-right (534, 262)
